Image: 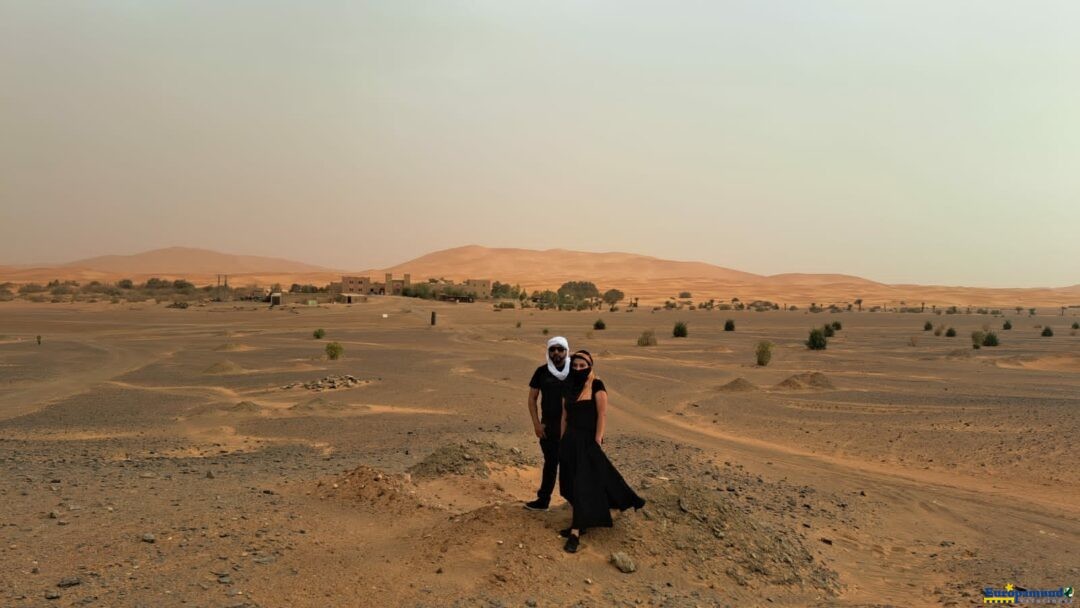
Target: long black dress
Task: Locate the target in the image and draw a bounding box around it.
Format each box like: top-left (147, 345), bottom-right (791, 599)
top-left (558, 379), bottom-right (646, 530)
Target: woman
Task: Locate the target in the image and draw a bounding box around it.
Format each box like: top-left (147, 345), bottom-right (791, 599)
top-left (558, 350), bottom-right (646, 553)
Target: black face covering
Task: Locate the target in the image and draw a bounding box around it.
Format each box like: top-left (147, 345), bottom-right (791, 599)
top-left (569, 367), bottom-right (590, 390)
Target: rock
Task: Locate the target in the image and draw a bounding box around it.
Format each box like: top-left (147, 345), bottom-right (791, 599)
top-left (141, 533), bottom-right (156, 543)
top-left (48, 511), bottom-right (59, 519)
top-left (57, 577), bottom-right (82, 588)
top-left (206, 470), bottom-right (215, 479)
top-left (45, 590), bottom-right (61, 600)
top-left (610, 552), bottom-right (637, 573)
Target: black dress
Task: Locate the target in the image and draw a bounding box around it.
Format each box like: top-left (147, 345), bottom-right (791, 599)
top-left (558, 379), bottom-right (646, 530)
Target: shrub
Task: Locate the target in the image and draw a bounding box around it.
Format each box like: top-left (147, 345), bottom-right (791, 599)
top-left (831, 321), bottom-right (842, 331)
top-left (806, 328), bottom-right (827, 350)
top-left (678, 291), bottom-right (692, 299)
top-left (637, 330), bottom-right (657, 347)
top-left (945, 327), bottom-right (957, 337)
top-left (1003, 320), bottom-right (1012, 330)
top-left (724, 319), bottom-right (735, 332)
top-left (673, 321), bottom-right (688, 338)
top-left (982, 331), bottom-right (999, 347)
top-left (971, 331), bottom-right (985, 349)
top-left (822, 324), bottom-right (835, 338)
top-left (593, 319), bottom-right (606, 330)
top-left (755, 341), bottom-right (773, 366)
top-left (117, 279), bottom-right (134, 289)
top-left (515, 321), bottom-right (522, 328)
top-left (497, 302), bottom-right (515, 309)
top-left (325, 341), bottom-right (344, 360)
top-left (1041, 326), bottom-right (1054, 337)
top-left (166, 301), bottom-right (189, 309)
top-left (924, 321), bottom-right (933, 331)
top-left (1073, 321), bottom-right (1079, 330)
top-left (542, 328), bottom-right (549, 335)
top-left (313, 328), bottom-right (325, 339)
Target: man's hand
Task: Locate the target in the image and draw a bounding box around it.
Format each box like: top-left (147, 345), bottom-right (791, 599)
top-left (534, 422), bottom-right (546, 439)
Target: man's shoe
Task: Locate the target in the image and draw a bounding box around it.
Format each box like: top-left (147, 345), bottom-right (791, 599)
top-left (524, 499), bottom-right (549, 511)
top-left (563, 534), bottom-right (580, 553)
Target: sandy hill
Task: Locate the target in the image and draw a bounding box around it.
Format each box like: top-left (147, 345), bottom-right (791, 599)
top-left (63, 247), bottom-right (338, 275)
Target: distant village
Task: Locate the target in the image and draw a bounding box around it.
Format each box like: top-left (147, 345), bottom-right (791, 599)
top-left (266, 274), bottom-right (493, 306)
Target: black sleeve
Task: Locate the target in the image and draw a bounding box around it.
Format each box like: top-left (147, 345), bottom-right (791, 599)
top-left (528, 366), bottom-right (544, 389)
top-left (592, 378), bottom-right (607, 394)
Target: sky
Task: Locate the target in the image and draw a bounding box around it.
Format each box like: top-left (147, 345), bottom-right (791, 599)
top-left (1, 1), bottom-right (1078, 287)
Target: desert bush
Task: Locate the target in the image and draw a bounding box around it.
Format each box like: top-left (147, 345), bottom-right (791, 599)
top-left (806, 328), bottom-right (827, 350)
top-left (593, 318), bottom-right (606, 330)
top-left (755, 341), bottom-right (773, 366)
top-left (166, 301), bottom-right (189, 309)
top-left (945, 327), bottom-right (957, 337)
top-left (982, 331), bottom-right (999, 347)
top-left (1041, 326), bottom-right (1054, 337)
top-left (924, 321), bottom-right (933, 331)
top-left (542, 328), bottom-right (550, 335)
top-left (822, 324), bottom-right (835, 338)
top-left (1073, 321), bottom-right (1079, 330)
top-left (325, 341), bottom-right (344, 360)
top-left (678, 291), bottom-right (692, 299)
top-left (637, 330), bottom-right (658, 347)
top-left (515, 321), bottom-right (522, 328)
top-left (970, 331), bottom-right (985, 349)
top-left (497, 302), bottom-right (515, 309)
top-left (1003, 320), bottom-right (1012, 330)
top-left (313, 328), bottom-right (325, 339)
top-left (672, 321), bottom-right (688, 338)
top-left (831, 320), bottom-right (842, 331)
top-left (117, 279), bottom-right (134, 289)
top-left (724, 319), bottom-right (735, 332)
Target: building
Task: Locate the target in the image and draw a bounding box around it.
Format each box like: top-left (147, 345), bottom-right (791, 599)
top-left (338, 273), bottom-right (411, 296)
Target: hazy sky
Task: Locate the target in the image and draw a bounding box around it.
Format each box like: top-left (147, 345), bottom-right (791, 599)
top-left (2, 1), bottom-right (1078, 287)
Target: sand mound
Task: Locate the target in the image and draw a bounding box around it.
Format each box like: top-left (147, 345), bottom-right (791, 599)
top-left (316, 465), bottom-right (423, 513)
top-left (408, 441), bottom-right (535, 479)
top-left (996, 354), bottom-right (1080, 372)
top-left (229, 400), bottom-right (262, 413)
top-left (775, 372), bottom-right (835, 390)
top-left (717, 377), bottom-right (758, 392)
top-left (214, 342), bottom-right (253, 352)
top-left (289, 396), bottom-right (355, 412)
top-left (202, 360), bottom-right (245, 375)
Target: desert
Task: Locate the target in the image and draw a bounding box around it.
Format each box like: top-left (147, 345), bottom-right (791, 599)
top-left (1, 283), bottom-right (1077, 606)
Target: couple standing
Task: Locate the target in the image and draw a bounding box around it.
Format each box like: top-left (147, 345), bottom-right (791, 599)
top-left (525, 336), bottom-right (645, 553)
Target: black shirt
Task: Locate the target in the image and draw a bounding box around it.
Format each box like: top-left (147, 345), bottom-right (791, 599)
top-left (529, 365), bottom-right (567, 431)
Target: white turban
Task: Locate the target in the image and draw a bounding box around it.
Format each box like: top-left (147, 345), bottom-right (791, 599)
top-left (546, 336), bottom-right (570, 380)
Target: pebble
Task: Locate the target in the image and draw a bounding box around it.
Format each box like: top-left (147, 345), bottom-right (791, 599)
top-left (141, 533), bottom-right (156, 543)
top-left (57, 576), bottom-right (82, 588)
top-left (45, 590), bottom-right (60, 600)
top-left (610, 552), bottom-right (637, 573)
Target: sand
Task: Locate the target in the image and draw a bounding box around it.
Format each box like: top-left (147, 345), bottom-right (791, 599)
top-left (0, 298), bottom-right (1077, 607)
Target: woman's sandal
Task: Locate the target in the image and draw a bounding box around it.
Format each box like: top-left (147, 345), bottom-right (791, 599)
top-left (563, 533), bottom-right (580, 553)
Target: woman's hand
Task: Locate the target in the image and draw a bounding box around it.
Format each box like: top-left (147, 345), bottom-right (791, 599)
top-left (595, 435), bottom-right (603, 446)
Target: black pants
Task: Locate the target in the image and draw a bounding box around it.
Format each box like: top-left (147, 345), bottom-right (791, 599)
top-left (537, 434), bottom-right (560, 502)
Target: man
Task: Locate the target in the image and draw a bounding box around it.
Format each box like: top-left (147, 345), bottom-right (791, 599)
top-left (524, 336), bottom-right (570, 510)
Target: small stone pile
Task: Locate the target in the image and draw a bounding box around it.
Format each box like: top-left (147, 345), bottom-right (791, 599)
top-left (282, 375), bottom-right (361, 391)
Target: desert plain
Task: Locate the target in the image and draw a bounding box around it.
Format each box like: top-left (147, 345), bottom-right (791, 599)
top-left (0, 298), bottom-right (1077, 607)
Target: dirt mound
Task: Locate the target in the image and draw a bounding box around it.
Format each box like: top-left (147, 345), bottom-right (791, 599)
top-left (316, 465), bottom-right (424, 513)
top-left (230, 400), bottom-right (261, 413)
top-left (775, 372), bottom-right (835, 390)
top-left (717, 377), bottom-right (758, 392)
top-left (202, 360), bottom-right (245, 375)
top-left (996, 353), bottom-right (1080, 372)
top-left (213, 342), bottom-right (253, 352)
top-left (408, 441), bottom-right (534, 479)
top-left (289, 396), bottom-right (355, 412)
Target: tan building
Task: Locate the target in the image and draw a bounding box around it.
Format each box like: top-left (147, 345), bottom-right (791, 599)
top-left (461, 279), bottom-right (492, 299)
top-left (339, 273), bottom-right (411, 296)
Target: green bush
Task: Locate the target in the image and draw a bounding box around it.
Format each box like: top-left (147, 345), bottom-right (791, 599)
top-left (673, 321), bottom-right (688, 338)
top-left (831, 320), bottom-right (842, 331)
top-left (982, 331), bottom-right (999, 347)
top-left (313, 328), bottom-right (325, 339)
top-left (593, 319), bottom-right (606, 330)
top-left (325, 341), bottom-right (344, 360)
top-left (1073, 321), bottom-right (1079, 330)
top-left (724, 319), bottom-right (735, 332)
top-left (924, 321), bottom-right (933, 331)
top-left (1003, 320), bottom-right (1012, 330)
top-left (1042, 326), bottom-right (1054, 337)
top-left (755, 341), bottom-right (773, 366)
top-left (971, 331), bottom-right (985, 349)
top-left (822, 324), bottom-right (835, 338)
top-left (806, 328), bottom-right (827, 350)
top-left (542, 328), bottom-right (549, 335)
top-left (945, 327), bottom-right (957, 337)
top-left (637, 330), bottom-right (657, 347)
